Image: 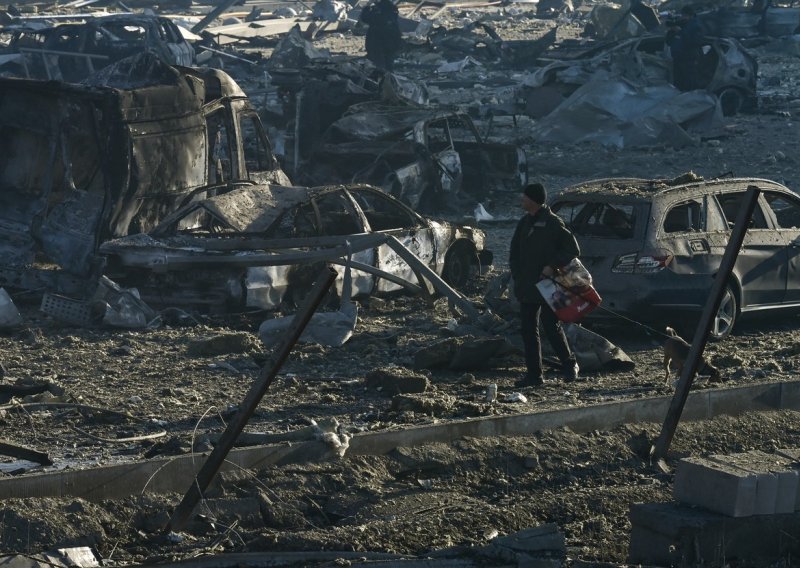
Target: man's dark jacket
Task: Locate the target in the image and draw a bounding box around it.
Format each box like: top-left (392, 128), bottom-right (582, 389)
top-left (509, 205), bottom-right (580, 304)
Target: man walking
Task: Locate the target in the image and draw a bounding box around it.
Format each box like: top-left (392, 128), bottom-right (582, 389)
top-left (359, 0), bottom-right (402, 71)
top-left (509, 183), bottom-right (580, 387)
top-left (666, 6), bottom-right (704, 91)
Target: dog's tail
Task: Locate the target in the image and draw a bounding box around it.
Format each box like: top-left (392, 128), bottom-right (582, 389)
top-left (665, 326), bottom-right (678, 337)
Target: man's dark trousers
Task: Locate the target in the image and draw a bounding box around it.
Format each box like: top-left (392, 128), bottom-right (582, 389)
top-left (520, 301), bottom-right (574, 380)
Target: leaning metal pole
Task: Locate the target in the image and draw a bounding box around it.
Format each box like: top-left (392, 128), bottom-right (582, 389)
top-left (166, 267), bottom-right (337, 532)
top-left (651, 185), bottom-right (760, 462)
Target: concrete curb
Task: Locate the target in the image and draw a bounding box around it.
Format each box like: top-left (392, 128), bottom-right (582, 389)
top-left (0, 380), bottom-right (798, 501)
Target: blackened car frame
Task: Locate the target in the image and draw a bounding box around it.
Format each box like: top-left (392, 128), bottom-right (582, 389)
top-left (99, 184), bottom-right (492, 312)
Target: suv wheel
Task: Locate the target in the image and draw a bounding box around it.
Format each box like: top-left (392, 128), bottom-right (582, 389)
top-left (710, 285), bottom-right (737, 341)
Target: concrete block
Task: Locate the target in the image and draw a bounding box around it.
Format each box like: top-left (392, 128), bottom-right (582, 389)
top-left (673, 456), bottom-right (756, 517)
top-left (629, 502), bottom-right (800, 566)
top-left (777, 448), bottom-right (800, 511)
top-left (711, 451), bottom-right (799, 515)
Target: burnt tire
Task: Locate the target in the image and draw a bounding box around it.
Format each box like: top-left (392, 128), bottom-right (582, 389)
top-left (442, 243), bottom-right (475, 289)
top-left (710, 284), bottom-right (737, 341)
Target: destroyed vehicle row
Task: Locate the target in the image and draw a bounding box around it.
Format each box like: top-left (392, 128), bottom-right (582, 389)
top-left (0, 56), bottom-right (492, 311)
top-left (552, 175), bottom-right (800, 339)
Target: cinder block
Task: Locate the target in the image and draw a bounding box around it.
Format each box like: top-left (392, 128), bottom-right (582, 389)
top-left (711, 451), bottom-right (800, 515)
top-left (776, 448), bottom-right (800, 512)
top-left (674, 456), bottom-right (756, 517)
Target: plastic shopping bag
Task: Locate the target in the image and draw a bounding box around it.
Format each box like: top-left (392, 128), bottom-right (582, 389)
top-left (535, 259), bottom-right (602, 323)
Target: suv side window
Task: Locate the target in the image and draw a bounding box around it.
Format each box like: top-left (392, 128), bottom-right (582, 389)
top-left (663, 199), bottom-right (704, 233)
top-left (763, 191), bottom-right (800, 229)
top-left (716, 192), bottom-right (768, 229)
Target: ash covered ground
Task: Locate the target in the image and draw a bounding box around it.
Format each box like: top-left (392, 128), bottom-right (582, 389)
top-left (1, 5), bottom-right (800, 565)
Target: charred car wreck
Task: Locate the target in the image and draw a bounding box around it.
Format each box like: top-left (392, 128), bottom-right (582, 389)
top-left (99, 183), bottom-right (491, 312)
top-left (0, 14), bottom-right (195, 81)
top-left (301, 103), bottom-right (528, 213)
top-left (0, 55), bottom-right (288, 297)
top-left (524, 33), bottom-right (757, 117)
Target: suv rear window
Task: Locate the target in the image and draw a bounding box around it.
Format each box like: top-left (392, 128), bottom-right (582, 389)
top-left (552, 201), bottom-right (636, 239)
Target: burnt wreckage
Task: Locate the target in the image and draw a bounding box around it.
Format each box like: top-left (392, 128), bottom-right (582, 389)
top-left (0, 14), bottom-right (195, 81)
top-left (302, 103), bottom-right (528, 212)
top-left (99, 183), bottom-right (491, 311)
top-left (0, 55), bottom-right (289, 299)
top-left (0, 56), bottom-right (490, 313)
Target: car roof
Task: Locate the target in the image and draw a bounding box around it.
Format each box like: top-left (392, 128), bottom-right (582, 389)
top-left (554, 174), bottom-right (793, 203)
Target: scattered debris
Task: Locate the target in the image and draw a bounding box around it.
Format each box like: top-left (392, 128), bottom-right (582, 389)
top-left (365, 367), bottom-right (430, 395)
top-left (306, 104), bottom-right (527, 211)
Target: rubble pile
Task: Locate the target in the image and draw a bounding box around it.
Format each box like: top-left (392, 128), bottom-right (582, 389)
top-left (1, 0), bottom-right (800, 564)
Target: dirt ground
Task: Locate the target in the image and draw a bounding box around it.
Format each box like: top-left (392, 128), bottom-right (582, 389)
top-left (1, 4), bottom-right (800, 565)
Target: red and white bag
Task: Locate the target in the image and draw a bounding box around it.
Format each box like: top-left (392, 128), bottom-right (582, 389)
top-left (535, 259), bottom-right (602, 323)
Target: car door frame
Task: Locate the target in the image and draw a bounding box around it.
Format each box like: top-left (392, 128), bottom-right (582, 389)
top-left (715, 187), bottom-right (787, 309)
top-left (759, 188), bottom-right (800, 305)
top-left (344, 186), bottom-right (437, 294)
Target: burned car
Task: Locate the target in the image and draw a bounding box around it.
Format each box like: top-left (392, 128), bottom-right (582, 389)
top-left (301, 104), bottom-right (528, 213)
top-left (0, 14), bottom-right (194, 81)
top-left (99, 183), bottom-right (492, 311)
top-left (0, 56), bottom-right (287, 296)
top-left (524, 34), bottom-right (756, 117)
top-left (550, 175), bottom-right (800, 339)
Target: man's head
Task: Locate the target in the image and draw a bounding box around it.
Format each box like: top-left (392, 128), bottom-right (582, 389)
top-left (521, 183), bottom-right (546, 213)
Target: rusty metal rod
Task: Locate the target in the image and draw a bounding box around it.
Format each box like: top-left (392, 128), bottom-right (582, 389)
top-left (166, 266), bottom-right (337, 532)
top-left (651, 185), bottom-right (760, 462)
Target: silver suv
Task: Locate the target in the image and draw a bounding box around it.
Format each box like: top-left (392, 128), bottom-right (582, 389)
top-left (550, 174), bottom-right (800, 339)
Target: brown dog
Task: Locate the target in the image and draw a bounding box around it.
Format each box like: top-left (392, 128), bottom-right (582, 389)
top-left (663, 327), bottom-right (721, 384)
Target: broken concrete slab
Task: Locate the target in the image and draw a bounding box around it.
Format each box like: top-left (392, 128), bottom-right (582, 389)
top-left (365, 367), bottom-right (430, 396)
top-left (490, 523), bottom-right (566, 553)
top-left (187, 333), bottom-right (260, 357)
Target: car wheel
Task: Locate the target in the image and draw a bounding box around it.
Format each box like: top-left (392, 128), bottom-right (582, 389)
top-left (718, 88), bottom-right (744, 117)
top-left (710, 284), bottom-right (737, 341)
top-left (442, 243), bottom-right (474, 289)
